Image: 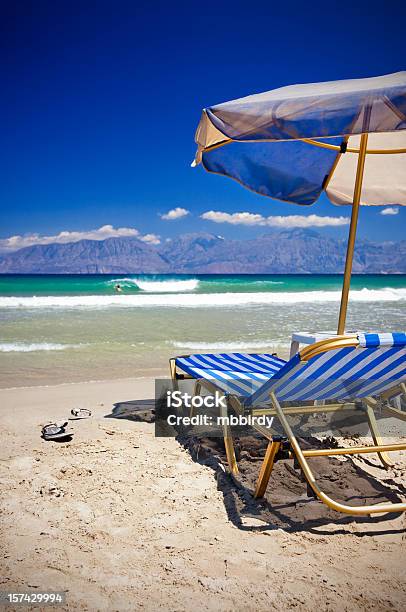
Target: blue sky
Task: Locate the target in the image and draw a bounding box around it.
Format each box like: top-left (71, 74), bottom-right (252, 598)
top-left (0, 0), bottom-right (405, 250)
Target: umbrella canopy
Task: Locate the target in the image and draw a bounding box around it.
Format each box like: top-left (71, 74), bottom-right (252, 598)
top-left (193, 72), bottom-right (406, 206)
top-left (193, 72), bottom-right (406, 333)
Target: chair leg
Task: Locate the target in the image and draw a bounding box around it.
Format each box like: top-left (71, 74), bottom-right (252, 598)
top-left (169, 358), bottom-right (178, 391)
top-left (254, 439), bottom-right (282, 498)
top-left (190, 380), bottom-right (202, 418)
top-left (395, 383), bottom-right (406, 410)
top-left (365, 403), bottom-right (393, 468)
top-left (189, 379), bottom-right (239, 475)
top-left (268, 392), bottom-right (406, 515)
top-left (220, 403), bottom-right (239, 475)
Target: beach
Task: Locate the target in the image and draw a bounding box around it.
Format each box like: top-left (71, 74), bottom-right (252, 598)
top-left (1, 274), bottom-right (405, 610)
top-left (2, 4), bottom-right (406, 609)
top-left (1, 377), bottom-right (406, 611)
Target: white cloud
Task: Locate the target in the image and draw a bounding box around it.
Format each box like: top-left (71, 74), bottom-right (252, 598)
top-left (0, 224), bottom-right (161, 252)
top-left (266, 214), bottom-right (349, 228)
top-left (380, 207), bottom-right (399, 216)
top-left (139, 233), bottom-right (161, 245)
top-left (201, 210), bottom-right (349, 228)
top-left (160, 207), bottom-right (190, 220)
top-left (201, 211), bottom-right (264, 225)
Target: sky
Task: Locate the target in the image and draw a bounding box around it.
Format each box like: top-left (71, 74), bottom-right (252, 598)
top-left (0, 0), bottom-right (405, 251)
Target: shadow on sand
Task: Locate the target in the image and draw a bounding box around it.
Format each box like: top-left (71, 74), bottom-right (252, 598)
top-left (106, 399), bottom-right (405, 536)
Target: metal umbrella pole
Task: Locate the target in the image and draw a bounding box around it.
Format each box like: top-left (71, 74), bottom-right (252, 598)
top-left (337, 132), bottom-right (369, 334)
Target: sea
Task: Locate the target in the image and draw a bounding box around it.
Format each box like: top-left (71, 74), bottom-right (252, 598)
top-left (0, 274), bottom-right (405, 388)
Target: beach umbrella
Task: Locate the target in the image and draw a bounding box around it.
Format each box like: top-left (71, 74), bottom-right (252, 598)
top-left (192, 72), bottom-right (406, 333)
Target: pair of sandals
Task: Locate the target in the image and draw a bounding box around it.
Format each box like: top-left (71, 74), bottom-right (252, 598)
top-left (41, 408), bottom-right (92, 441)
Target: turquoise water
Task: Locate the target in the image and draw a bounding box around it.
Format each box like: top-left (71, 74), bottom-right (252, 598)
top-left (0, 274), bottom-right (405, 387)
top-left (1, 273), bottom-right (406, 296)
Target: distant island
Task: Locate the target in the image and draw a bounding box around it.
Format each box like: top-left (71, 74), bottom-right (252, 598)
top-left (0, 229), bottom-right (405, 274)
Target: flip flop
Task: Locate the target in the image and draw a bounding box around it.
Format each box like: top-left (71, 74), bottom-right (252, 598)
top-left (41, 421), bottom-right (73, 441)
top-left (70, 408), bottom-right (92, 419)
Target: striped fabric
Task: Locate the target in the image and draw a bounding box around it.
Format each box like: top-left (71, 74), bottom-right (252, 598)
top-left (358, 332), bottom-right (406, 347)
top-left (175, 333), bottom-right (406, 407)
top-left (175, 352), bottom-right (286, 397)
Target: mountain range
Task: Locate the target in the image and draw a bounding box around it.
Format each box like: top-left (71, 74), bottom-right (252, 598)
top-left (0, 230), bottom-right (405, 274)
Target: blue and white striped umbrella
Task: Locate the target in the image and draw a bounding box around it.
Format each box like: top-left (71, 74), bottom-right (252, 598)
top-left (192, 72), bottom-right (406, 332)
top-left (193, 72), bottom-right (406, 206)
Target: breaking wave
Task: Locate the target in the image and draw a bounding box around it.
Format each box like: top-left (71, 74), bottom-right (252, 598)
top-left (108, 278), bottom-right (199, 292)
top-left (0, 342), bottom-right (84, 352)
top-left (0, 288), bottom-right (405, 309)
top-left (134, 279), bottom-right (199, 292)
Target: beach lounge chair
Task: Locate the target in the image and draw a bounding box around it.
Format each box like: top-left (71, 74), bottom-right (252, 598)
top-left (170, 333), bottom-right (406, 515)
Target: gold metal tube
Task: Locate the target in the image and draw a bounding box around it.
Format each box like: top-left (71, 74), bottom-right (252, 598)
top-left (301, 443), bottom-right (406, 457)
top-left (254, 440), bottom-right (282, 498)
top-left (169, 358), bottom-right (179, 391)
top-left (322, 136), bottom-right (349, 190)
top-left (270, 392), bottom-right (406, 515)
top-left (301, 337), bottom-right (359, 361)
top-left (383, 405), bottom-right (406, 422)
top-left (337, 132), bottom-right (369, 334)
top-left (350, 147), bottom-right (406, 154)
top-left (252, 402), bottom-right (356, 417)
top-left (224, 434), bottom-right (239, 475)
top-left (365, 405), bottom-right (393, 467)
top-left (203, 136), bottom-right (406, 155)
top-left (301, 138), bottom-right (406, 154)
top-left (220, 403), bottom-right (239, 475)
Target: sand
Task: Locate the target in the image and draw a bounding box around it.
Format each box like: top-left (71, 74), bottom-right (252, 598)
top-left (1, 378), bottom-right (405, 611)
top-left (182, 431), bottom-right (406, 529)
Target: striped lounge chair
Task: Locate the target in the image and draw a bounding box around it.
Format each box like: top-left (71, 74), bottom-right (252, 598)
top-left (170, 333), bottom-right (406, 515)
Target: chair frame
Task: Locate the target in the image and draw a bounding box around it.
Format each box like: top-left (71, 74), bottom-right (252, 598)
top-left (169, 336), bottom-right (406, 516)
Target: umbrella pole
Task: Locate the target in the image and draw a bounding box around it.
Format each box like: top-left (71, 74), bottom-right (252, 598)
top-left (337, 133), bottom-right (369, 334)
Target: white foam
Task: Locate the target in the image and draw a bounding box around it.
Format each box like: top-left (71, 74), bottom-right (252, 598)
top-left (0, 342), bottom-right (84, 353)
top-left (135, 279), bottom-right (199, 292)
top-left (0, 287), bottom-right (405, 309)
top-left (251, 280), bottom-right (285, 285)
top-left (169, 340), bottom-right (290, 350)
top-left (108, 278), bottom-right (199, 292)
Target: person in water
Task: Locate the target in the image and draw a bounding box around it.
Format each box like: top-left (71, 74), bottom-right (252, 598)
top-left (114, 284), bottom-right (122, 293)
